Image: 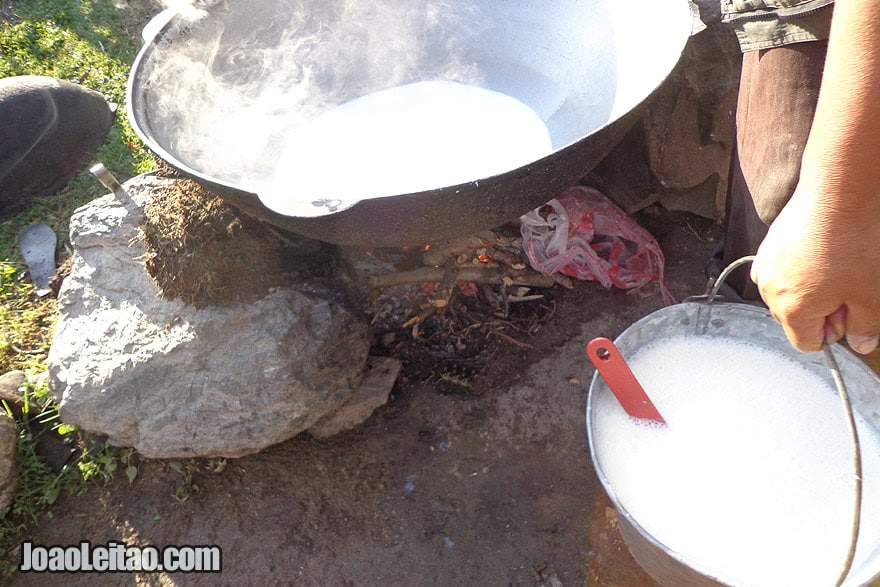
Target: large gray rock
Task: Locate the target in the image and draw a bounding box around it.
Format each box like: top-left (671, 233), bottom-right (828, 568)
top-left (583, 24), bottom-right (741, 220)
top-left (47, 175), bottom-right (373, 458)
top-left (0, 76), bottom-right (114, 217)
top-left (0, 415), bottom-right (16, 510)
top-left (642, 24), bottom-right (742, 219)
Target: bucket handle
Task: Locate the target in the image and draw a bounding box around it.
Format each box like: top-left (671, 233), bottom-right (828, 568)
top-left (707, 255), bottom-right (863, 587)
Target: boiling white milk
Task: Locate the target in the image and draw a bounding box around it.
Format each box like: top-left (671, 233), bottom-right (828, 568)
top-left (592, 335), bottom-right (880, 587)
top-left (258, 80), bottom-right (553, 216)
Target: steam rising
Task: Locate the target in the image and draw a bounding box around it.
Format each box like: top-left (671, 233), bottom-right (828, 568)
top-left (144, 0), bottom-right (491, 193)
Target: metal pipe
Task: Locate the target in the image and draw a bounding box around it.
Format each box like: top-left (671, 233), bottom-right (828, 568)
top-left (90, 163), bottom-right (134, 205)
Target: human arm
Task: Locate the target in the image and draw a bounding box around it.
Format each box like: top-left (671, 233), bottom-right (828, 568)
top-left (749, 0), bottom-right (880, 353)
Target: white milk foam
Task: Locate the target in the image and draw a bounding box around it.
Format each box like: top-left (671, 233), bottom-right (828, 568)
top-left (258, 80), bottom-right (552, 217)
top-left (592, 335), bottom-right (880, 587)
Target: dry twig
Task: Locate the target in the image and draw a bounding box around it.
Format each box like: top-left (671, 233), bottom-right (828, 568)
top-left (368, 266), bottom-right (558, 289)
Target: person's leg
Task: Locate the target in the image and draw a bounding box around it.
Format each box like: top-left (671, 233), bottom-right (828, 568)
top-left (717, 40), bottom-right (828, 299)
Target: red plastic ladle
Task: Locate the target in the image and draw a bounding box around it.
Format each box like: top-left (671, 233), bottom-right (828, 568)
top-left (586, 337), bottom-right (666, 425)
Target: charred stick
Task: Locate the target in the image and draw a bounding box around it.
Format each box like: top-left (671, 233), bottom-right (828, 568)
top-left (368, 266), bottom-right (557, 289)
top-left (422, 232), bottom-right (496, 266)
top-left (488, 247), bottom-right (528, 270)
top-left (508, 294), bottom-right (545, 303)
top-left (491, 330), bottom-right (532, 349)
top-left (499, 280), bottom-right (510, 318)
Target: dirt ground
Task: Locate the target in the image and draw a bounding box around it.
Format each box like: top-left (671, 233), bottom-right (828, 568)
top-left (12, 205), bottom-right (719, 586)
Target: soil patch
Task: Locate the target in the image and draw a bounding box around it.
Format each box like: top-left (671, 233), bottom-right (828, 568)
top-left (140, 176), bottom-right (292, 307)
top-left (14, 199), bottom-right (720, 587)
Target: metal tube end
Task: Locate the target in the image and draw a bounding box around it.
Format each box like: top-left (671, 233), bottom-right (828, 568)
top-left (90, 163), bottom-right (132, 204)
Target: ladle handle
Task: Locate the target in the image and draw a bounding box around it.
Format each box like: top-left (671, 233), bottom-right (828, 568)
top-left (586, 337), bottom-right (665, 425)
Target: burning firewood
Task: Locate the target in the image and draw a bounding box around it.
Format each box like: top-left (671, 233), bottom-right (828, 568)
top-left (367, 266), bottom-right (568, 290)
top-left (422, 232), bottom-right (497, 267)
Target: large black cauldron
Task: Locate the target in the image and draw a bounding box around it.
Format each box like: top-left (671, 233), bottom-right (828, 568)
top-left (127, 0), bottom-right (693, 246)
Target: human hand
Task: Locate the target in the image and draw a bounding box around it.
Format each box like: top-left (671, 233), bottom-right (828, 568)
top-left (749, 0), bottom-right (880, 354)
top-left (749, 183), bottom-right (880, 354)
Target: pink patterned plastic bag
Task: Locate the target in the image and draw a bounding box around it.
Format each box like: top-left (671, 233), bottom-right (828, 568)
top-left (520, 186), bottom-right (675, 304)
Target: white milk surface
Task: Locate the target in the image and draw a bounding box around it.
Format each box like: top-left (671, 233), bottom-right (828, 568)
top-left (258, 80), bottom-right (553, 216)
top-left (592, 335), bottom-right (880, 587)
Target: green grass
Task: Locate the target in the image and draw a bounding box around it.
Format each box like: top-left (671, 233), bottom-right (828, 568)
top-left (0, 264), bottom-right (55, 374)
top-left (0, 1), bottom-right (158, 581)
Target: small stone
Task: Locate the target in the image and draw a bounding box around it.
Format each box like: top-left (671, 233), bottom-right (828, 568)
top-left (0, 415), bottom-right (17, 510)
top-left (0, 370), bottom-right (25, 404)
top-left (0, 371), bottom-right (25, 417)
top-left (309, 357), bottom-right (402, 440)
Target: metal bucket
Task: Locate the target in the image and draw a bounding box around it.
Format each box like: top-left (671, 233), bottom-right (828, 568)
top-left (585, 301), bottom-right (880, 587)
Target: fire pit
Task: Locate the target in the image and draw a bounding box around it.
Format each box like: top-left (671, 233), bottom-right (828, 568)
top-left (49, 169), bottom-right (575, 457)
top-left (127, 0), bottom-right (693, 246)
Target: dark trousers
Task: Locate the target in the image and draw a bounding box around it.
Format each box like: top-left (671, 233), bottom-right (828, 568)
top-left (719, 40), bottom-right (828, 299)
